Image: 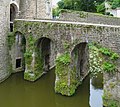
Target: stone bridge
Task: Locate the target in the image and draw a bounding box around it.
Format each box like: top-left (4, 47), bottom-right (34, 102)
top-left (9, 19), bottom-right (120, 96)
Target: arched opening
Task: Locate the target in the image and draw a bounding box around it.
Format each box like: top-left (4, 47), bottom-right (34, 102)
top-left (15, 32), bottom-right (26, 72)
top-left (36, 37), bottom-right (51, 72)
top-left (10, 3), bottom-right (18, 32)
top-left (71, 42), bottom-right (88, 79)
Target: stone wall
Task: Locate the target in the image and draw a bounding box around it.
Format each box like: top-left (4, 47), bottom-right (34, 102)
top-left (0, 0), bottom-right (11, 82)
top-left (14, 19), bottom-right (120, 58)
top-left (103, 71), bottom-right (120, 106)
top-left (19, 0), bottom-right (52, 19)
top-left (14, 19), bottom-right (120, 96)
top-left (9, 32), bottom-right (26, 73)
top-left (59, 10), bottom-right (120, 25)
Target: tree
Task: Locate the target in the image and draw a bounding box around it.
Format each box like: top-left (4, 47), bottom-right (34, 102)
top-left (111, 0), bottom-right (120, 9)
top-left (57, 0), bottom-right (105, 13)
top-left (97, 2), bottom-right (105, 14)
top-left (57, 1), bottom-right (64, 9)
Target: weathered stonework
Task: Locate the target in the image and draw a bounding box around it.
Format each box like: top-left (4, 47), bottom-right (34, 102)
top-left (1, 0), bottom-right (120, 98)
top-left (0, 0), bottom-right (11, 82)
top-left (19, 0), bottom-right (52, 19)
top-left (59, 10), bottom-right (120, 25)
top-left (13, 19), bottom-right (120, 96)
top-left (0, 0), bottom-right (52, 82)
top-left (103, 72), bottom-right (120, 106)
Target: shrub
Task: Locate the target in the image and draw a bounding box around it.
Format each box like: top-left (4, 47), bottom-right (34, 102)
top-left (102, 62), bottom-right (116, 73)
top-left (99, 47), bottom-right (111, 56)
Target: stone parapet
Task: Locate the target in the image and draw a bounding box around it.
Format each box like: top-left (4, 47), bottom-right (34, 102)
top-left (59, 10), bottom-right (120, 25)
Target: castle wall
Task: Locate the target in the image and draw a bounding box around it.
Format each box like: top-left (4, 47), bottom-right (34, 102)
top-left (36, 0), bottom-right (52, 19)
top-left (19, 0), bottom-right (52, 19)
top-left (59, 10), bottom-right (120, 25)
top-left (0, 0), bottom-right (11, 82)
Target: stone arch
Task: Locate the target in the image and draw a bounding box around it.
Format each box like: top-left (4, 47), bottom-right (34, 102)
top-left (71, 42), bottom-right (89, 79)
top-left (13, 31), bottom-right (26, 72)
top-left (35, 37), bottom-right (55, 72)
top-left (10, 2), bottom-right (19, 31)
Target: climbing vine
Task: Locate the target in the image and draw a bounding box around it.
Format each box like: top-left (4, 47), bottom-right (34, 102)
top-left (7, 32), bottom-right (15, 49)
top-left (89, 42), bottom-right (119, 76)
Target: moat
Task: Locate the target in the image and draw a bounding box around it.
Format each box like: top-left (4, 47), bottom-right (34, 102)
top-left (0, 69), bottom-right (103, 107)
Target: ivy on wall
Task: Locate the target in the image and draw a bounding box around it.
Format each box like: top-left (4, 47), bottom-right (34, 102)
top-left (7, 32), bottom-right (15, 49)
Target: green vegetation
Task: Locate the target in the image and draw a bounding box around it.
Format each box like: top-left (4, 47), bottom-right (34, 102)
top-left (99, 47), bottom-right (111, 56)
top-left (99, 47), bottom-right (119, 60)
top-left (53, 0), bottom-right (120, 17)
top-left (97, 2), bottom-right (105, 14)
top-left (55, 52), bottom-right (80, 96)
top-left (7, 32), bottom-right (15, 49)
top-left (57, 0), bottom-right (104, 12)
top-left (102, 62), bottom-right (116, 73)
top-left (110, 53), bottom-right (119, 60)
top-left (52, 7), bottom-right (61, 17)
top-left (56, 52), bottom-right (71, 65)
top-left (103, 98), bottom-right (120, 107)
top-left (24, 35), bottom-right (35, 69)
top-left (24, 35), bottom-right (44, 81)
top-left (108, 0), bottom-right (120, 9)
top-left (89, 43), bottom-right (103, 76)
top-left (89, 43), bottom-right (119, 75)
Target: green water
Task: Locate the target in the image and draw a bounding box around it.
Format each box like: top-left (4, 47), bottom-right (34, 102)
top-left (0, 69), bottom-right (103, 107)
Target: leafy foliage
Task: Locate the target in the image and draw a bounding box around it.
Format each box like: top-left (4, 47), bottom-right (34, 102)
top-left (111, 0), bottom-right (120, 9)
top-left (57, 0), bottom-right (105, 13)
top-left (110, 53), bottom-right (119, 60)
top-left (102, 62), bottom-right (116, 73)
top-left (97, 2), bottom-right (105, 14)
top-left (99, 47), bottom-right (111, 56)
top-left (52, 7), bottom-right (61, 17)
top-left (56, 53), bottom-right (71, 65)
top-left (89, 43), bottom-right (119, 75)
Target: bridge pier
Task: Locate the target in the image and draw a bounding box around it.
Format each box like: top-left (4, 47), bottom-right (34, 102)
top-left (55, 43), bottom-right (89, 96)
top-left (13, 19), bottom-right (120, 97)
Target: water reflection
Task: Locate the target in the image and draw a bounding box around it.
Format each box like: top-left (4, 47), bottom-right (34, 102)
top-left (90, 73), bottom-right (103, 107)
top-left (0, 69), bottom-right (103, 107)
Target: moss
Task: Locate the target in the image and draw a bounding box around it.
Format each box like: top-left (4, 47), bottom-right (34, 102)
top-left (7, 32), bottom-right (15, 49)
top-left (79, 11), bottom-right (88, 18)
top-left (56, 53), bottom-right (71, 66)
top-left (24, 71), bottom-right (43, 81)
top-left (24, 72), bottom-right (35, 81)
top-left (24, 34), bottom-right (35, 70)
top-left (103, 89), bottom-right (120, 107)
top-left (55, 52), bottom-right (80, 96)
top-left (109, 82), bottom-right (116, 89)
top-left (34, 48), bottom-right (44, 74)
top-left (55, 80), bottom-right (77, 96)
top-left (103, 98), bottom-right (120, 107)
top-left (62, 41), bottom-right (70, 49)
top-left (24, 35), bottom-right (44, 81)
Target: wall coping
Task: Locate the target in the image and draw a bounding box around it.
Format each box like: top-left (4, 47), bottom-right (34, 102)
top-left (15, 19), bottom-right (120, 28)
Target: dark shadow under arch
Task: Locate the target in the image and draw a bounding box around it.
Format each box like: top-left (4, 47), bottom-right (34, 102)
top-left (36, 37), bottom-right (51, 72)
top-left (71, 42), bottom-right (88, 79)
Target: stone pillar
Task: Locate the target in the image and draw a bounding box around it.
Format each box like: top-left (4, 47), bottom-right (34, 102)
top-left (0, 0), bottom-right (11, 82)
